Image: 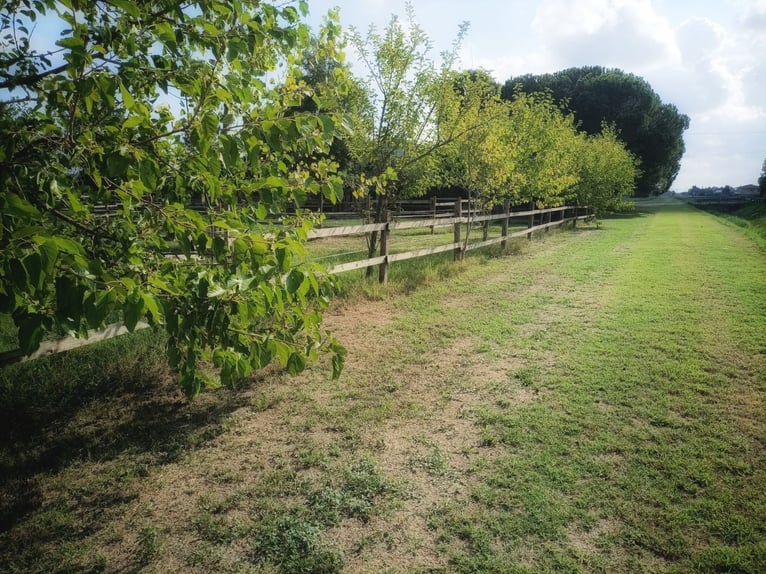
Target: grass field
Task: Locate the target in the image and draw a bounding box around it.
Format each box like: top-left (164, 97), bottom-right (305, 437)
top-left (1, 201), bottom-right (765, 573)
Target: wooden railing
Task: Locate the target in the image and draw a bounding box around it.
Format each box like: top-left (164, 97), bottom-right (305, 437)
top-left (309, 200), bottom-right (592, 282)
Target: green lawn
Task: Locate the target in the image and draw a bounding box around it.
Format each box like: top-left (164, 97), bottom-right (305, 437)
top-left (1, 202), bottom-right (764, 573)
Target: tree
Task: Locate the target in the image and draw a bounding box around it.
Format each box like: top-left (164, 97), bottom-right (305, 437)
top-left (503, 67), bottom-right (689, 196)
top-left (436, 71), bottom-right (510, 208)
top-left (345, 3), bottom-right (469, 270)
top-left (569, 126), bottom-right (639, 214)
top-left (0, 0), bottom-right (348, 396)
top-left (759, 158), bottom-right (766, 196)
top-left (440, 85), bottom-right (580, 209)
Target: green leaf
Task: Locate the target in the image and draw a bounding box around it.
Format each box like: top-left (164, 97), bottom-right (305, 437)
top-left (119, 81), bottom-right (135, 110)
top-left (286, 351), bottom-right (306, 375)
top-left (285, 268), bottom-right (304, 294)
top-left (4, 193), bottom-right (40, 219)
top-left (84, 288), bottom-right (114, 327)
top-left (18, 314), bottom-right (45, 355)
top-left (55, 275), bottom-right (85, 326)
top-left (9, 259), bottom-right (29, 292)
top-left (276, 247), bottom-right (290, 271)
top-left (139, 159), bottom-right (158, 190)
top-left (201, 112), bottom-right (218, 141)
top-left (331, 343), bottom-right (346, 380)
top-left (57, 36), bottom-right (85, 50)
top-left (110, 0), bottom-right (140, 17)
top-left (212, 235), bottom-right (227, 260)
top-left (107, 153), bottom-right (130, 178)
top-left (66, 189), bottom-right (85, 213)
top-left (23, 253), bottom-right (43, 293)
top-left (196, 232), bottom-right (208, 254)
top-left (124, 289), bottom-right (145, 332)
top-left (320, 115), bottom-right (335, 143)
top-left (123, 115), bottom-right (143, 129)
top-left (142, 292), bottom-right (163, 323)
top-left (221, 135), bottom-right (239, 169)
top-left (155, 21), bottom-right (177, 48)
top-left (270, 339), bottom-right (290, 366)
top-left (52, 236), bottom-right (85, 256)
top-left (39, 240), bottom-right (59, 276)
top-left (264, 175), bottom-right (286, 190)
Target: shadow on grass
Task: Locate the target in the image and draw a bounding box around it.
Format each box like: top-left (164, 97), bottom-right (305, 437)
top-left (0, 329), bottom-right (252, 538)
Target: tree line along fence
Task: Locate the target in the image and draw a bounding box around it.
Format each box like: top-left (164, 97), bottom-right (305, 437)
top-left (0, 200), bottom-right (591, 366)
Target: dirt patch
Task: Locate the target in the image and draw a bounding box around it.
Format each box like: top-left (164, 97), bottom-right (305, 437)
top-left (566, 517), bottom-right (623, 556)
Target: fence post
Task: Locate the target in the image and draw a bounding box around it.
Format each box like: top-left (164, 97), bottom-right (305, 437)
top-left (430, 196), bottom-right (437, 234)
top-left (573, 204), bottom-right (578, 229)
top-left (545, 208), bottom-right (551, 233)
top-left (454, 200), bottom-right (463, 261)
top-left (501, 198), bottom-right (510, 250)
top-left (527, 200), bottom-right (534, 240)
top-left (378, 210), bottom-right (391, 284)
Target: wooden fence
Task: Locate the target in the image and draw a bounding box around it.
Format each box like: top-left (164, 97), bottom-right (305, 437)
top-left (309, 200), bottom-right (592, 283)
top-left (0, 201), bottom-right (591, 366)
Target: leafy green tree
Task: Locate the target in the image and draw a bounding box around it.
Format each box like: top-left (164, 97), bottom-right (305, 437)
top-left (504, 91), bottom-right (580, 208)
top-left (345, 3), bottom-right (469, 268)
top-left (0, 0), bottom-right (348, 395)
top-left (437, 71), bottom-right (510, 209)
top-left (759, 158), bottom-right (766, 196)
top-left (439, 81), bottom-right (584, 218)
top-left (503, 67), bottom-right (689, 196)
top-left (570, 126), bottom-right (639, 214)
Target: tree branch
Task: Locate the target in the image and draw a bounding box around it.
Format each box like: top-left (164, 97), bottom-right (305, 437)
top-left (0, 63), bottom-right (69, 90)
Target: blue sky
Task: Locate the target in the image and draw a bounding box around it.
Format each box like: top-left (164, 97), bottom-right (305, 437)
top-left (306, 0), bottom-right (766, 191)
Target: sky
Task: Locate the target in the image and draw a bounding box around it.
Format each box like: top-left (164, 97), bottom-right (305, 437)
top-left (305, 0), bottom-right (766, 191)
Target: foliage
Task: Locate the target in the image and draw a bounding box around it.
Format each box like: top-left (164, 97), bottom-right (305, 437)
top-left (0, 0), bottom-right (348, 396)
top-left (436, 70), bottom-right (514, 211)
top-left (345, 3), bottom-right (467, 207)
top-left (503, 91), bottom-right (580, 207)
top-left (438, 79), bottom-right (581, 213)
top-left (759, 158), bottom-right (766, 196)
top-left (439, 78), bottom-right (635, 224)
top-left (503, 66), bottom-right (689, 196)
top-left (344, 2), bottom-right (473, 272)
top-left (570, 125), bottom-right (640, 214)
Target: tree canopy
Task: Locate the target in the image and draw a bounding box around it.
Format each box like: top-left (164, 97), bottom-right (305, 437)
top-left (1, 0), bottom-right (347, 395)
top-left (502, 66), bottom-right (689, 196)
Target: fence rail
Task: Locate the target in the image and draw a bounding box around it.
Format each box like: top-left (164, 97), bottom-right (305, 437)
top-left (309, 201), bottom-right (591, 280)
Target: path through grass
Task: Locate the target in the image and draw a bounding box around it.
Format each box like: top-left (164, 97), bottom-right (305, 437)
top-left (1, 202), bottom-right (764, 573)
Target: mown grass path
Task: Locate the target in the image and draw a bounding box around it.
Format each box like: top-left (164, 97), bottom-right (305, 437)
top-left (2, 202), bottom-right (764, 573)
top-left (414, 203), bottom-right (766, 573)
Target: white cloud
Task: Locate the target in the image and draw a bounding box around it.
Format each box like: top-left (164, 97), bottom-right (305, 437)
top-left (675, 17), bottom-right (723, 66)
top-left (744, 0), bottom-right (766, 28)
top-left (457, 45), bottom-right (550, 81)
top-left (531, 0), bottom-right (680, 72)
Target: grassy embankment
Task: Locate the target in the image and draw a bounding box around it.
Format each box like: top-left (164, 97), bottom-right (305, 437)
top-left (704, 202), bottom-right (766, 249)
top-left (1, 202), bottom-right (764, 572)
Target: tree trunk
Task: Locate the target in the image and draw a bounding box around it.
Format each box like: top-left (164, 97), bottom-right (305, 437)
top-left (365, 195), bottom-right (386, 278)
